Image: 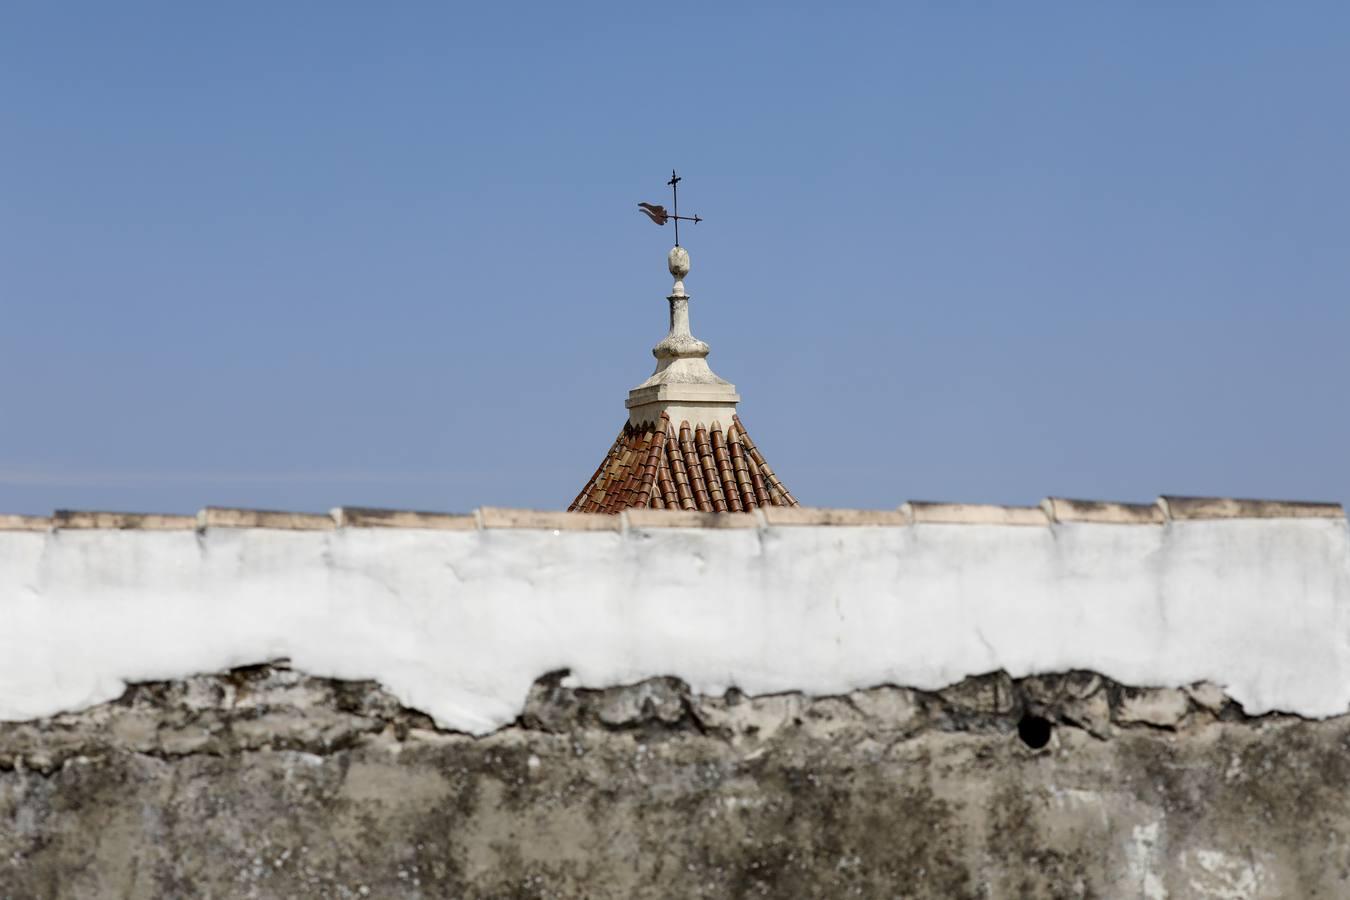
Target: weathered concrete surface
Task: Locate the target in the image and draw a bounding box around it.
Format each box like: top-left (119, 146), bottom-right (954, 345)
top-left (2, 666), bottom-right (1348, 899)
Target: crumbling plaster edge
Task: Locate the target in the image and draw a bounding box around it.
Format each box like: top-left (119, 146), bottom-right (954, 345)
top-left (0, 663), bottom-right (1319, 770)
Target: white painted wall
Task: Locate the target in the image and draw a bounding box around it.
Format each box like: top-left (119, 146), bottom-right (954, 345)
top-left (2, 517), bottom-right (1348, 733)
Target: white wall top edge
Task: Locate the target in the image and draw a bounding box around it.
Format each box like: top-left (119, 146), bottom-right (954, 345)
top-left (1, 498), bottom-right (1345, 533)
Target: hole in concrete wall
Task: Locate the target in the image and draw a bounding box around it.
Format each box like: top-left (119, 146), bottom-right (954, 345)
top-left (1018, 714), bottom-right (1053, 749)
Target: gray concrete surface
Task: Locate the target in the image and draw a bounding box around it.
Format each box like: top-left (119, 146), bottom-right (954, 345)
top-left (2, 665), bottom-right (1346, 899)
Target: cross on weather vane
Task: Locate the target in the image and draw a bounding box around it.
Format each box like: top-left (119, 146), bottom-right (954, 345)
top-left (637, 169), bottom-right (703, 246)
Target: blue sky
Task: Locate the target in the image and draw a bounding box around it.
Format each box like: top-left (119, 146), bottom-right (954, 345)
top-left (2, 3), bottom-right (1347, 514)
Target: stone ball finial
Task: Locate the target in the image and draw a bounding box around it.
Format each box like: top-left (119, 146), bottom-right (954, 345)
top-left (668, 246), bottom-right (691, 280)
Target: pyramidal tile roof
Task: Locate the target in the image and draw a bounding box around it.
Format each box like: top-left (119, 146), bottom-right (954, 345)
top-left (570, 413), bottom-right (798, 514)
top-left (572, 175), bottom-right (796, 514)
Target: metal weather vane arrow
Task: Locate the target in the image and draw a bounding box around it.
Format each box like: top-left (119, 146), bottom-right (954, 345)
top-left (637, 169), bottom-right (702, 246)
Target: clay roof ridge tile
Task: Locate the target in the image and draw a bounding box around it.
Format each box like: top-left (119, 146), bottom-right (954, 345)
top-left (725, 438), bottom-right (754, 510)
top-left (633, 427), bottom-right (666, 508)
top-left (657, 424), bottom-right (680, 508)
top-left (734, 416), bottom-right (798, 507)
top-left (693, 424), bottom-right (728, 512)
top-left (570, 427), bottom-right (628, 512)
top-left (680, 421), bottom-right (712, 512)
top-left (668, 425), bottom-right (696, 510)
top-left (619, 428), bottom-right (655, 509)
top-left (710, 426), bottom-right (743, 513)
top-left (748, 460), bottom-right (772, 507)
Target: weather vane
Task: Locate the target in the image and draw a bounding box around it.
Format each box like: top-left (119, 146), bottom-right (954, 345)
top-left (637, 169), bottom-right (702, 246)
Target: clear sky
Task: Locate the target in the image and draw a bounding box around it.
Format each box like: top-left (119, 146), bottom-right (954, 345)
top-left (2, 3), bottom-right (1347, 515)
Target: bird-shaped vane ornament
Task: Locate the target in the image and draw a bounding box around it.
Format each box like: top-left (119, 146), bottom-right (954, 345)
top-left (637, 170), bottom-right (702, 246)
top-left (637, 202), bottom-right (669, 225)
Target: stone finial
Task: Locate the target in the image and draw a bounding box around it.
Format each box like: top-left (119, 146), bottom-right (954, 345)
top-left (626, 245), bottom-right (740, 429)
top-left (652, 245), bottom-right (709, 361)
top-left (668, 245), bottom-right (690, 297)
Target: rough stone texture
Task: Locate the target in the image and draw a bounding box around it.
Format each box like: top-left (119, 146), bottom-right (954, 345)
top-left (2, 666), bottom-right (1348, 899)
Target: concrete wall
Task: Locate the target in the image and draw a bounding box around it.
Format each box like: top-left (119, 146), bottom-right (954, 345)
top-left (3, 665), bottom-right (1347, 899)
top-left (2, 500), bottom-right (1348, 897)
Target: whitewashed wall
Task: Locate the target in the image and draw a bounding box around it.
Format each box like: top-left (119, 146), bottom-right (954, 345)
top-left (1, 505), bottom-right (1348, 733)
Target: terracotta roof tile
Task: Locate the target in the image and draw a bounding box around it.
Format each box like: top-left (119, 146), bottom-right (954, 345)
top-left (694, 424), bottom-right (728, 512)
top-left (655, 421), bottom-right (679, 509)
top-left (667, 423), bottom-right (696, 510)
top-left (569, 414), bottom-right (799, 515)
top-left (736, 415), bottom-right (797, 506)
top-left (710, 424), bottom-right (743, 513)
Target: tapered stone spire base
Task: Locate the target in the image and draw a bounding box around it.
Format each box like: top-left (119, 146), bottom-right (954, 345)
top-left (626, 246), bottom-right (740, 430)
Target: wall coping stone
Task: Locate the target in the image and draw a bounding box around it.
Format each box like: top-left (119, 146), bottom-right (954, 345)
top-left (1042, 498), bottom-right (1166, 525)
top-left (1159, 496), bottom-right (1345, 521)
top-left (1, 498), bottom-right (1346, 531)
top-left (624, 509), bottom-right (760, 529)
top-left (197, 508), bottom-right (336, 531)
top-left (0, 514), bottom-right (53, 531)
top-left (477, 507), bottom-right (620, 531)
top-left (901, 502), bottom-right (1049, 526)
top-left (332, 507), bottom-right (476, 530)
top-left (53, 511), bottom-right (196, 530)
top-left (760, 507), bottom-right (910, 527)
